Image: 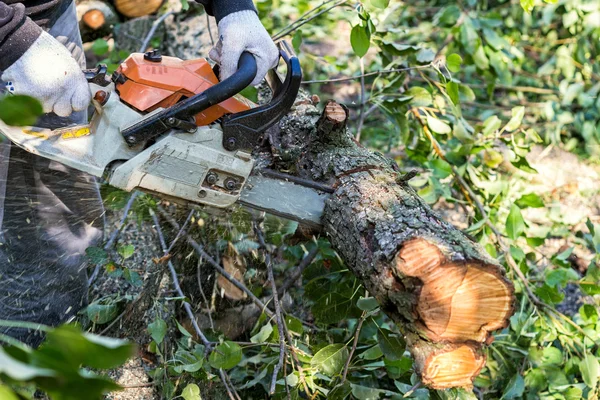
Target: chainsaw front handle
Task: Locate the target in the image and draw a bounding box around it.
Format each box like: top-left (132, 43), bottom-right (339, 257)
top-left (221, 41), bottom-right (303, 152)
top-left (120, 51), bottom-right (258, 146)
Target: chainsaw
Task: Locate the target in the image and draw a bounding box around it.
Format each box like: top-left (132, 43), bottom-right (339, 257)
top-left (0, 42), bottom-right (329, 228)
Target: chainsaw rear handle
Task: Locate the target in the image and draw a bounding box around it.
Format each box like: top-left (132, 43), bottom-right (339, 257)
top-left (120, 51), bottom-right (258, 146)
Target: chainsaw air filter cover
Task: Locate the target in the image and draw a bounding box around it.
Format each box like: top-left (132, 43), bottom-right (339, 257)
top-left (115, 53), bottom-right (255, 126)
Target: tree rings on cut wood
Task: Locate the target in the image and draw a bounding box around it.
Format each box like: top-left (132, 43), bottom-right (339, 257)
top-left (396, 239), bottom-right (514, 343)
top-left (83, 9), bottom-right (106, 30)
top-left (420, 344), bottom-right (486, 389)
top-left (114, 0), bottom-right (164, 18)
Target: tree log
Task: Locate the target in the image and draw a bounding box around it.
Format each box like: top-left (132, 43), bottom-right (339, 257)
top-left (263, 98), bottom-right (516, 389)
top-left (76, 0), bottom-right (120, 41)
top-left (114, 0), bottom-right (164, 18)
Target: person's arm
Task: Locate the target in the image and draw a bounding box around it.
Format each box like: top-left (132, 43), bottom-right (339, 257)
top-left (195, 0), bottom-right (257, 22)
top-left (0, 3), bottom-right (43, 72)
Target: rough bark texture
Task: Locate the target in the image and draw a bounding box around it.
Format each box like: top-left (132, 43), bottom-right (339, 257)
top-left (260, 97), bottom-right (516, 389)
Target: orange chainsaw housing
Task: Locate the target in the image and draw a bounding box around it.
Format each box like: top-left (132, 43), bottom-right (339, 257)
top-left (115, 53), bottom-right (254, 126)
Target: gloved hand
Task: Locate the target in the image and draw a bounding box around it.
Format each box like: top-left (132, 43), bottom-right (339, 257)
top-left (1, 31), bottom-right (91, 118)
top-left (210, 10), bottom-right (279, 86)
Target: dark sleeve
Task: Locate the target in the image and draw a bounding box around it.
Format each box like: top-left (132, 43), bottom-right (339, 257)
top-left (0, 3), bottom-right (42, 71)
top-left (195, 0), bottom-right (257, 23)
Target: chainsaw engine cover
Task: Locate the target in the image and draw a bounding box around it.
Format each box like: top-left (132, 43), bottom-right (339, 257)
top-left (115, 53), bottom-right (255, 126)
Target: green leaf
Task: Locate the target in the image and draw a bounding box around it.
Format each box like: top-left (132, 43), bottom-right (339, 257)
top-left (579, 353), bottom-right (599, 388)
top-left (328, 382), bottom-right (353, 400)
top-left (34, 326), bottom-right (135, 370)
top-left (250, 322), bottom-right (273, 343)
top-left (502, 374), bottom-right (525, 399)
top-left (370, 0), bottom-right (389, 9)
top-left (91, 39), bottom-right (110, 56)
top-left (350, 25), bottom-right (371, 58)
top-left (406, 87), bottom-right (432, 107)
top-left (311, 344), bottom-right (349, 376)
top-left (360, 345), bottom-right (383, 360)
top-left (87, 302), bottom-right (119, 325)
top-left (446, 54), bottom-right (463, 73)
top-left (181, 383), bottom-right (202, 400)
top-left (292, 30), bottom-right (303, 53)
top-left (504, 106), bottom-right (525, 132)
top-left (427, 116), bottom-right (452, 135)
top-left (0, 347), bottom-right (55, 381)
top-left (482, 115), bottom-right (502, 136)
top-left (86, 247), bottom-right (109, 265)
top-left (472, 45), bottom-right (489, 70)
top-left (447, 81), bottom-right (460, 105)
top-left (0, 385), bottom-right (19, 400)
top-left (180, 0), bottom-right (190, 11)
top-left (506, 205), bottom-right (525, 240)
top-left (535, 284), bottom-right (564, 304)
top-left (580, 304), bottom-right (598, 323)
top-left (377, 328), bottom-right (406, 361)
top-left (209, 341), bottom-right (242, 370)
top-left (520, 0), bottom-right (535, 13)
top-left (429, 159), bottom-right (452, 179)
top-left (0, 95), bottom-right (43, 126)
top-left (357, 297), bottom-right (379, 311)
top-left (516, 193), bottom-right (545, 208)
top-left (118, 244), bottom-right (135, 260)
top-left (148, 318), bottom-right (168, 345)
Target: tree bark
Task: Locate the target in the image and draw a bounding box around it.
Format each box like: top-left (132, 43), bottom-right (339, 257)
top-left (264, 98), bottom-right (515, 389)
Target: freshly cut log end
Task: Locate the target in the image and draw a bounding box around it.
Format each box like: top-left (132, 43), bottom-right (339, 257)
top-left (83, 9), bottom-right (106, 30)
top-left (115, 0), bottom-right (163, 18)
top-left (421, 344), bottom-right (486, 389)
top-left (396, 239), bottom-right (514, 343)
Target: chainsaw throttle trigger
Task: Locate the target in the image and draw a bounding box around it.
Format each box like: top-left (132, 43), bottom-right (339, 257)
top-left (221, 41), bottom-right (302, 152)
top-left (121, 52), bottom-right (258, 147)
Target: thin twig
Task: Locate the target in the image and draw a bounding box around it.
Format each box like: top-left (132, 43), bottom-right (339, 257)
top-left (341, 310), bottom-right (367, 384)
top-left (150, 210), bottom-right (212, 348)
top-left (356, 57), bottom-right (367, 142)
top-left (206, 13), bottom-right (215, 46)
top-left (302, 64), bottom-right (432, 84)
top-left (167, 209), bottom-right (194, 254)
top-left (272, 0), bottom-right (348, 41)
top-left (139, 12), bottom-right (174, 53)
top-left (254, 219), bottom-right (287, 395)
top-left (89, 191), bottom-right (140, 286)
top-left (219, 369), bottom-right (239, 400)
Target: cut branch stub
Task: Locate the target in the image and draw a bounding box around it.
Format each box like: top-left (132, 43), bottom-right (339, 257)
top-left (397, 239), bottom-right (514, 343)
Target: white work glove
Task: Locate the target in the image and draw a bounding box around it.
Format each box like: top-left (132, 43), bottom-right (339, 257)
top-left (210, 10), bottom-right (279, 87)
top-left (1, 31), bottom-right (91, 118)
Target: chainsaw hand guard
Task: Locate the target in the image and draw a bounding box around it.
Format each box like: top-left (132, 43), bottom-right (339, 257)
top-left (120, 41), bottom-right (301, 149)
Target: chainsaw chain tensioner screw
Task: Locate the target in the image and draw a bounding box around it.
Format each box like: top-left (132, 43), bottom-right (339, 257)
top-left (198, 189), bottom-right (207, 198)
top-left (206, 172), bottom-right (218, 185)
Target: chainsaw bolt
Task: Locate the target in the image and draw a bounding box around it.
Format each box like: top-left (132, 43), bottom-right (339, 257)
top-left (93, 90), bottom-right (109, 105)
top-left (198, 189), bottom-right (208, 198)
top-left (167, 117), bottom-right (176, 125)
top-left (126, 136), bottom-right (137, 144)
top-left (206, 172), bottom-right (218, 185)
top-left (224, 178), bottom-right (238, 191)
top-left (226, 137), bottom-right (236, 150)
